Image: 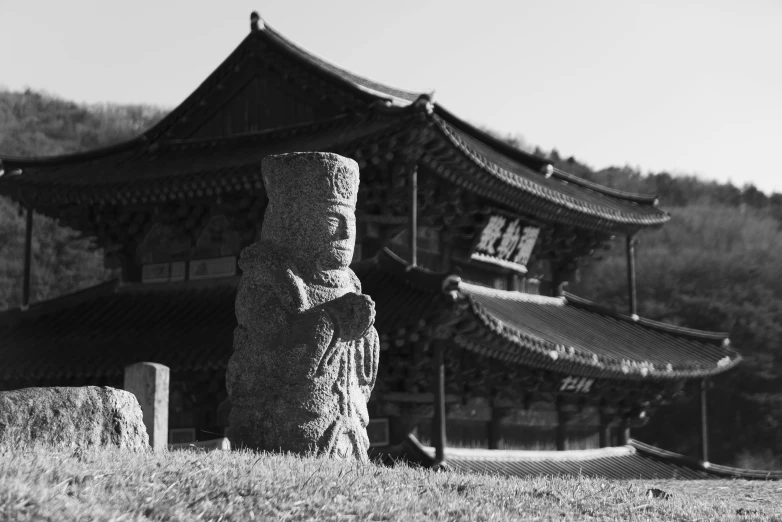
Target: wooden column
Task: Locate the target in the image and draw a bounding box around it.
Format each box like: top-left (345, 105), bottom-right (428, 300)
top-left (618, 416), bottom-right (631, 445)
top-left (599, 410), bottom-right (613, 448)
top-left (431, 339), bottom-right (446, 464)
top-left (700, 379), bottom-right (709, 463)
top-left (488, 406), bottom-right (508, 450)
top-left (556, 399), bottom-right (568, 451)
top-left (408, 163), bottom-right (418, 267)
top-left (626, 233), bottom-right (638, 316)
top-left (21, 206), bottom-right (34, 311)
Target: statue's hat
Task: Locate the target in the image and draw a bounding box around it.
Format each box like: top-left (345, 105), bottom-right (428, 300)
top-left (262, 152), bottom-right (359, 209)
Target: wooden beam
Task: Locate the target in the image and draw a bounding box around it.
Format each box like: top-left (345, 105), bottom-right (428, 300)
top-left (408, 163), bottom-right (417, 267)
top-left (432, 339), bottom-right (446, 465)
top-left (21, 206), bottom-right (34, 311)
top-left (626, 234), bottom-right (637, 315)
top-left (700, 379), bottom-right (709, 463)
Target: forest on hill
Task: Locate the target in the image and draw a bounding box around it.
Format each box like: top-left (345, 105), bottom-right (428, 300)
top-left (1, 89), bottom-right (780, 468)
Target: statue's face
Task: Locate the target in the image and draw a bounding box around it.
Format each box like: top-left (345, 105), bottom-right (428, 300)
top-left (264, 200), bottom-right (357, 271)
top-left (314, 204), bottom-right (356, 269)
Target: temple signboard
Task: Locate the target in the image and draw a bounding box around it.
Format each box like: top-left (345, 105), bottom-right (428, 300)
top-left (471, 214), bottom-right (540, 273)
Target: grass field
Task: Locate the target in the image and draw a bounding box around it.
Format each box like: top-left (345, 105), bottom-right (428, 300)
top-left (1, 443), bottom-right (781, 521)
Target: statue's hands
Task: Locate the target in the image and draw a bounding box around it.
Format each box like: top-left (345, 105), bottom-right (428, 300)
top-left (329, 292), bottom-right (376, 341)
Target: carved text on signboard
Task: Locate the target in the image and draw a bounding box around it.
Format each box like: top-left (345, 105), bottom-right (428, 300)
top-left (559, 375), bottom-right (595, 394)
top-left (472, 215), bottom-right (540, 269)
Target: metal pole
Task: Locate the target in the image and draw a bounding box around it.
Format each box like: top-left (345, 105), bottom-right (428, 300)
top-left (701, 379), bottom-right (709, 463)
top-left (626, 234), bottom-right (637, 315)
top-left (408, 163), bottom-right (417, 267)
top-left (432, 339), bottom-right (445, 464)
top-left (22, 206), bottom-right (33, 311)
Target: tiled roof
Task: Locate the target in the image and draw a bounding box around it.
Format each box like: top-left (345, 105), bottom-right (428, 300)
top-left (393, 436), bottom-right (781, 480)
top-left (0, 278), bottom-right (239, 380)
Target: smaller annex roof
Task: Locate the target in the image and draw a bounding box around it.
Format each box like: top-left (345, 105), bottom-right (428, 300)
top-left (383, 435), bottom-right (782, 480)
top-left (357, 249), bottom-right (740, 380)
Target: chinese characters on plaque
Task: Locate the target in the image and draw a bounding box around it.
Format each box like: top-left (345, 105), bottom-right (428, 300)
top-left (472, 214), bottom-right (540, 269)
top-left (558, 375), bottom-right (594, 394)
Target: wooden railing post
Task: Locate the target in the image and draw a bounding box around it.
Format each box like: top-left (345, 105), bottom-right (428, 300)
top-left (21, 206), bottom-right (34, 311)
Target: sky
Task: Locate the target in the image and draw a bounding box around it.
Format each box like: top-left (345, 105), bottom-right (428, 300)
top-left (1, 0), bottom-right (780, 194)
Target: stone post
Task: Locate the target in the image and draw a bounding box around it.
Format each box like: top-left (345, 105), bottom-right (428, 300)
top-left (124, 362), bottom-right (170, 451)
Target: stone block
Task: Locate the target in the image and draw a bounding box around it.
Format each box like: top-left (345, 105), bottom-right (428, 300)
top-left (168, 437), bottom-right (231, 452)
top-left (0, 386), bottom-right (148, 451)
top-left (124, 362), bottom-right (169, 451)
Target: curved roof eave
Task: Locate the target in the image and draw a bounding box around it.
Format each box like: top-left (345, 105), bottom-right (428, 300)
top-left (424, 115), bottom-right (671, 230)
top-left (432, 104), bottom-right (662, 205)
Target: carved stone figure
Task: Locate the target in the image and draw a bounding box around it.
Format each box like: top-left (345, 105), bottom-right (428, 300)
top-left (226, 152), bottom-right (379, 460)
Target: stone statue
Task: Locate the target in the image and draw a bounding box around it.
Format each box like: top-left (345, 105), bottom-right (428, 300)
top-left (227, 152), bottom-right (379, 461)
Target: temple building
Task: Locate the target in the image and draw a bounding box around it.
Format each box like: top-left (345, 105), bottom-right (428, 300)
top-left (1, 13), bottom-right (765, 479)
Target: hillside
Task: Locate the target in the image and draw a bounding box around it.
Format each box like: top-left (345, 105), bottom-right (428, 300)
top-left (0, 89), bottom-right (168, 309)
top-left (1, 89), bottom-right (780, 468)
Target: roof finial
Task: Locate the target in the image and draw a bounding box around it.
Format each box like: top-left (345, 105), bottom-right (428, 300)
top-left (250, 11), bottom-right (263, 32)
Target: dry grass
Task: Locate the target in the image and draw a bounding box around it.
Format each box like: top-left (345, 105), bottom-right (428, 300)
top-left (1, 443), bottom-right (781, 521)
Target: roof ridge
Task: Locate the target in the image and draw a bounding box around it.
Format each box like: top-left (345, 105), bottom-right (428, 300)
top-left (458, 282), bottom-right (565, 305)
top-left (562, 292), bottom-right (731, 344)
top-left (0, 279), bottom-right (120, 325)
top-left (374, 248), bottom-right (455, 293)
